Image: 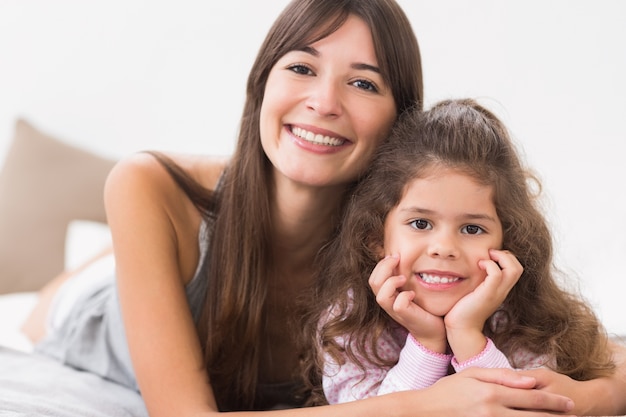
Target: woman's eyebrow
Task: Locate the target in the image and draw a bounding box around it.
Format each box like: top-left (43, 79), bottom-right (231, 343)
top-left (298, 46), bottom-right (381, 74)
top-left (352, 62), bottom-right (381, 74)
top-left (300, 45), bottom-right (318, 56)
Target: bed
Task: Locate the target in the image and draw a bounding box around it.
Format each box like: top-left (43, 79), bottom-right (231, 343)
top-left (0, 119), bottom-right (149, 416)
top-left (0, 346), bottom-right (148, 416)
top-left (1, 120), bottom-right (624, 416)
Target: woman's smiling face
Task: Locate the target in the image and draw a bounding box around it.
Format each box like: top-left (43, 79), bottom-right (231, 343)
top-left (259, 14), bottom-right (397, 190)
top-left (382, 167), bottom-right (503, 317)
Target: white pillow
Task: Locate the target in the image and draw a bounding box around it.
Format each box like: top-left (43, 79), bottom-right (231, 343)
top-left (64, 220), bottom-right (112, 270)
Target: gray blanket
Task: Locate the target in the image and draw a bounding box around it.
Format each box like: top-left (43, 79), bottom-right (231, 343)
top-left (0, 346), bottom-right (148, 417)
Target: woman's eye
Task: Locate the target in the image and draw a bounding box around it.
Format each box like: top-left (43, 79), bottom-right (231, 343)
top-left (351, 79), bottom-right (378, 92)
top-left (410, 219), bottom-right (431, 230)
top-left (462, 225), bottom-right (484, 235)
top-left (288, 64), bottom-right (313, 75)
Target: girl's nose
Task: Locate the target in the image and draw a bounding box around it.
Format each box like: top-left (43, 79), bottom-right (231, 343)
top-left (306, 78), bottom-right (343, 117)
top-left (427, 234), bottom-right (459, 259)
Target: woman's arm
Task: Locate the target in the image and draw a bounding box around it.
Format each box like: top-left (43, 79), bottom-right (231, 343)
top-left (235, 368), bottom-right (576, 417)
top-left (521, 340), bottom-right (626, 416)
top-left (105, 153), bottom-right (224, 416)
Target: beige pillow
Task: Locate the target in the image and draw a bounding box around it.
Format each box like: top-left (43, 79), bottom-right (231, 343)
top-left (0, 119), bottom-right (116, 294)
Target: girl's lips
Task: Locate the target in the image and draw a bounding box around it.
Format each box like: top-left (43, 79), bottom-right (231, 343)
top-left (419, 272), bottom-right (461, 284)
top-left (416, 272), bottom-right (465, 290)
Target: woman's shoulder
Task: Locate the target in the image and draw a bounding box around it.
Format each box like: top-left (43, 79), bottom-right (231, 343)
top-left (103, 151), bottom-right (229, 237)
top-left (104, 152), bottom-right (229, 283)
top-left (159, 151), bottom-right (230, 191)
top-left (107, 151), bottom-right (229, 193)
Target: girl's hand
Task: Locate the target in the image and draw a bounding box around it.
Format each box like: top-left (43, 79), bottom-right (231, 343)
top-left (369, 254), bottom-right (446, 353)
top-left (445, 249), bottom-right (523, 361)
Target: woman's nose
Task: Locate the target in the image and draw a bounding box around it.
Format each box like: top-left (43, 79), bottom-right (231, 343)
top-left (306, 78), bottom-right (343, 117)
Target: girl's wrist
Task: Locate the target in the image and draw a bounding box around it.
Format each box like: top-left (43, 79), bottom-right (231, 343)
top-left (410, 333), bottom-right (447, 354)
top-left (446, 328), bottom-right (486, 363)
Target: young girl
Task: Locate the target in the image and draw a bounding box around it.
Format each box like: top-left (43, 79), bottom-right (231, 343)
top-left (308, 98), bottom-right (617, 410)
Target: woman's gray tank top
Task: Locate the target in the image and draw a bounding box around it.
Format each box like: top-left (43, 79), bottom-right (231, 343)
top-left (35, 220), bottom-right (211, 391)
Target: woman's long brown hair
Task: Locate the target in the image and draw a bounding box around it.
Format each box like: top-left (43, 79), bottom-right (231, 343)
top-left (306, 99), bottom-right (614, 404)
top-left (150, 0), bottom-right (422, 410)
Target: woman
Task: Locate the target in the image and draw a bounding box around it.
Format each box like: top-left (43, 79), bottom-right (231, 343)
top-left (22, 0), bottom-right (626, 415)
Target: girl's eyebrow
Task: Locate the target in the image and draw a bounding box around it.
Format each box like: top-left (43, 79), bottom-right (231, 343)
top-left (298, 46), bottom-right (381, 74)
top-left (463, 213), bottom-right (498, 223)
top-left (400, 207), bottom-right (498, 223)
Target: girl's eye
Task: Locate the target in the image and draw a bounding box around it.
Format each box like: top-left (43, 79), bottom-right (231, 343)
top-left (287, 64), bottom-right (314, 76)
top-left (351, 79), bottom-right (378, 92)
top-left (462, 225), bottom-right (485, 235)
top-left (410, 219), bottom-right (431, 230)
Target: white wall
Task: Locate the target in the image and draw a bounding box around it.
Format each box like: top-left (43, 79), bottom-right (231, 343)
top-left (1, 0), bottom-right (625, 334)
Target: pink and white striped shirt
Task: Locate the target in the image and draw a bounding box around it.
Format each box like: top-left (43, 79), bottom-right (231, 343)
top-left (323, 321), bottom-right (549, 404)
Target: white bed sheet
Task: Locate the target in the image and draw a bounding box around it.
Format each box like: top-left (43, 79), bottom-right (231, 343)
top-left (0, 291), bottom-right (37, 352)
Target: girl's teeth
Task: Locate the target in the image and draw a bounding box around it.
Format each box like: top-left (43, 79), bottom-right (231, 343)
top-left (419, 273), bottom-right (460, 284)
top-left (292, 126), bottom-right (344, 146)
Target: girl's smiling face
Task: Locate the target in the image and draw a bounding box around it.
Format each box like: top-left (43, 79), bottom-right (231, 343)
top-left (382, 167), bottom-right (503, 317)
top-left (259, 14), bottom-right (397, 190)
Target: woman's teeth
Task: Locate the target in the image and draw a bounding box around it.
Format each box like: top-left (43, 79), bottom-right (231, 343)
top-left (292, 126), bottom-right (344, 146)
top-left (419, 273), bottom-right (460, 284)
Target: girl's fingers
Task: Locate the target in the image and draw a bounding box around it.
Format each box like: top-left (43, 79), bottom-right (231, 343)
top-left (393, 289), bottom-right (415, 311)
top-left (479, 259), bottom-right (501, 285)
top-left (488, 249), bottom-right (523, 289)
top-left (489, 249), bottom-right (523, 276)
top-left (368, 254), bottom-right (400, 294)
top-left (374, 275), bottom-right (406, 310)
